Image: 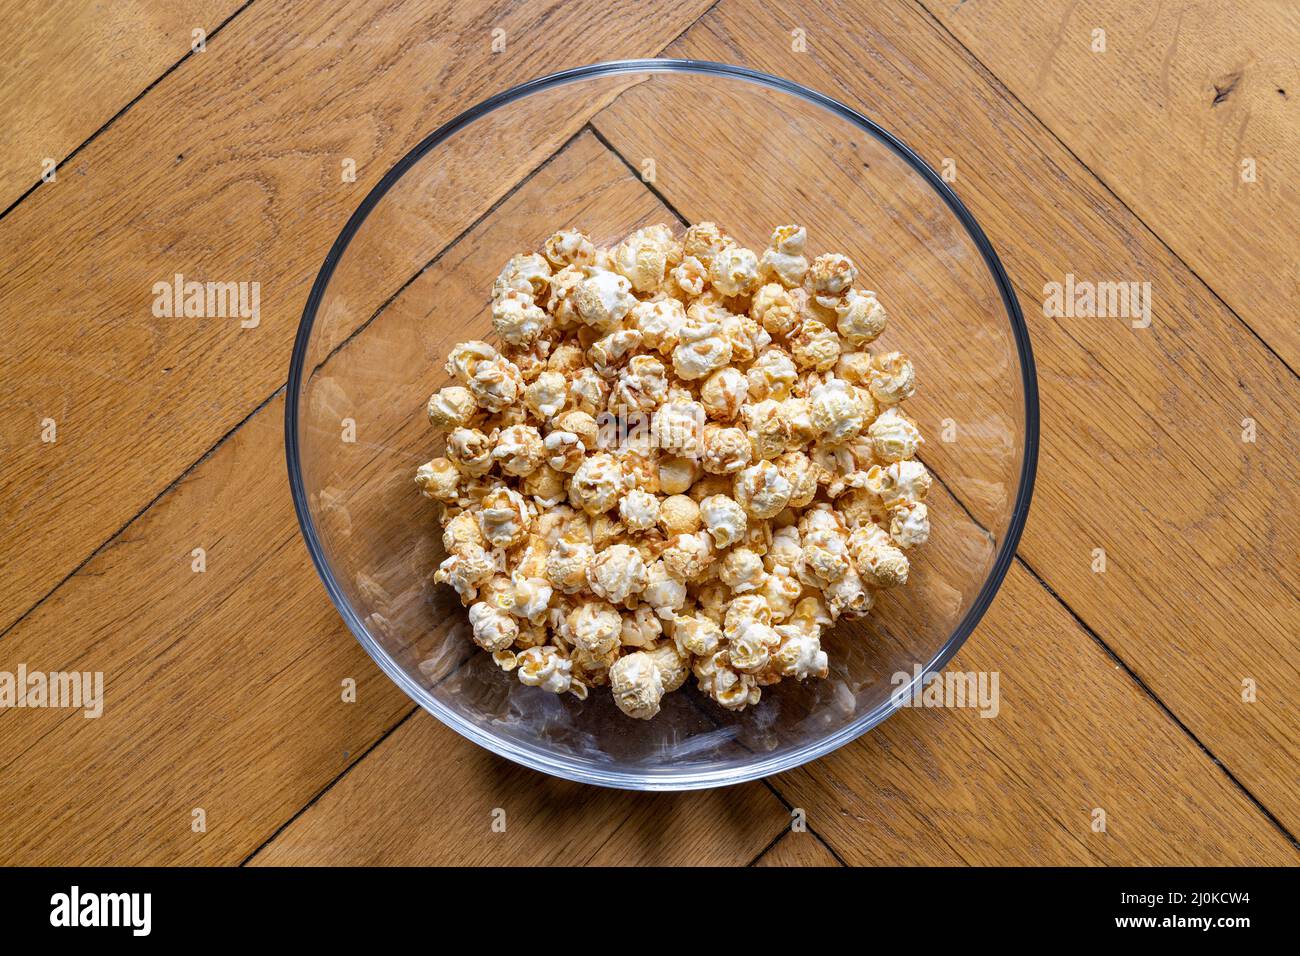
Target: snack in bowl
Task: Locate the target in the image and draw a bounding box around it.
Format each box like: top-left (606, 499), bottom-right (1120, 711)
top-left (415, 222), bottom-right (931, 719)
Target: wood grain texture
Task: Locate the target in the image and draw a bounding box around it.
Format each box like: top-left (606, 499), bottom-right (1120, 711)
top-left (247, 112), bottom-right (1291, 864)
top-left (593, 0), bottom-right (1300, 833)
top-left (0, 131), bottom-right (766, 865)
top-left (0, 0), bottom-right (244, 212)
top-left (0, 401), bottom-right (413, 864)
top-left (0, 0), bottom-right (712, 635)
top-left (248, 711), bottom-right (789, 866)
top-left (770, 564), bottom-right (1297, 865)
top-left (919, 0), bottom-right (1300, 369)
top-left (1, 0), bottom-right (1295, 868)
top-left (754, 830), bottom-right (842, 867)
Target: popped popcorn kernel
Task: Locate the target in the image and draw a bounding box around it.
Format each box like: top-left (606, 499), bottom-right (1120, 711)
top-left (544, 228), bottom-right (596, 268)
top-left (809, 252), bottom-right (857, 307)
top-left (417, 222), bottom-right (934, 715)
top-left (869, 351), bottom-right (917, 405)
top-left (760, 224), bottom-right (809, 288)
top-left (516, 645), bottom-right (573, 695)
top-left (588, 543), bottom-right (649, 604)
top-left (836, 289), bottom-right (887, 346)
top-left (709, 245), bottom-right (762, 298)
top-left (427, 385), bottom-right (477, 430)
top-left (609, 651), bottom-right (666, 719)
top-left (574, 266), bottom-right (635, 330)
top-left (868, 406), bottom-right (923, 462)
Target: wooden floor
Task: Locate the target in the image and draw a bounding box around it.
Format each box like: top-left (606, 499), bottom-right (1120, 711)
top-left (0, 0), bottom-right (1295, 866)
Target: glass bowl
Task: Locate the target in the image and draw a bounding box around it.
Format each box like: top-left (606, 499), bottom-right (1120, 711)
top-left (286, 60), bottom-right (1038, 790)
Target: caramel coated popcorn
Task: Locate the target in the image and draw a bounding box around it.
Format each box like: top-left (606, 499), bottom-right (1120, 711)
top-left (416, 223), bottom-right (933, 719)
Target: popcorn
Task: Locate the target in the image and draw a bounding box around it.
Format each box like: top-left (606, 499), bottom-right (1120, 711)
top-left (750, 283), bottom-right (800, 336)
top-left (642, 560), bottom-right (687, 618)
top-left (516, 645), bottom-right (573, 695)
top-left (554, 410), bottom-right (599, 449)
top-left (658, 494), bottom-right (702, 536)
top-left (890, 501), bottom-right (930, 548)
top-left (609, 651), bottom-right (666, 719)
top-left (760, 224), bottom-right (809, 288)
top-left (494, 253), bottom-right (552, 300)
top-left (867, 459), bottom-right (932, 508)
top-left (493, 424), bottom-right (545, 477)
top-left (568, 601), bottom-right (623, 656)
top-left (524, 371), bottom-right (567, 421)
top-left (542, 430), bottom-right (585, 473)
top-left (809, 378), bottom-right (866, 444)
top-left (701, 424), bottom-right (752, 475)
top-left (434, 546), bottom-right (496, 603)
top-left (567, 367), bottom-right (608, 416)
top-left (709, 245), bottom-right (762, 297)
top-left (734, 460), bottom-right (794, 519)
top-left (868, 351), bottom-right (916, 405)
top-left (746, 348), bottom-right (798, 402)
top-left (415, 458), bottom-right (461, 502)
top-left (772, 628), bottom-right (828, 680)
top-left (467, 355), bottom-right (525, 413)
top-left (545, 538), bottom-right (596, 593)
top-left (630, 299), bottom-right (687, 354)
top-left (670, 256), bottom-right (707, 298)
top-left (699, 494), bottom-right (748, 548)
top-left (647, 642), bottom-right (690, 693)
top-left (614, 354), bottom-right (669, 412)
top-left (619, 489), bottom-right (661, 532)
top-left (478, 487), bottom-right (530, 548)
top-left (809, 252), bottom-right (857, 307)
top-left (427, 385), bottom-right (477, 429)
top-left (544, 228), bottom-right (596, 268)
top-left (682, 222), bottom-right (733, 266)
top-left (658, 455), bottom-right (702, 495)
top-left (588, 328), bottom-right (643, 377)
top-left (848, 524), bottom-right (910, 588)
top-left (719, 547), bottom-right (765, 594)
top-left (468, 601), bottom-right (519, 652)
top-left (868, 406), bottom-right (922, 462)
top-left (491, 288), bottom-right (548, 348)
top-left (743, 398), bottom-right (791, 460)
top-left (588, 543), bottom-right (648, 604)
top-left (568, 452), bottom-right (625, 514)
top-left (673, 314), bottom-right (733, 383)
top-left (418, 222), bottom-right (933, 716)
top-left (445, 340), bottom-right (500, 384)
top-left (789, 318), bottom-right (842, 372)
top-left (613, 223), bottom-right (678, 294)
top-left (661, 531), bottom-right (716, 582)
top-left (835, 289), bottom-right (887, 346)
top-left (651, 399), bottom-right (705, 456)
top-left (574, 267), bottom-right (635, 329)
top-left (700, 366), bottom-right (749, 421)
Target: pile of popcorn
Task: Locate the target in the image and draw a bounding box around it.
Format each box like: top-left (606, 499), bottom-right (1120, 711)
top-left (415, 221), bottom-right (931, 719)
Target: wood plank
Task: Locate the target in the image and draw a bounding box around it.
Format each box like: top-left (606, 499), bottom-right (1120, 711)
top-left (592, 0), bottom-right (1300, 833)
top-left (0, 0), bottom-right (712, 635)
top-left (0, 401), bottom-right (413, 864)
top-left (919, 0), bottom-right (1300, 369)
top-left (0, 131), bottom-right (739, 864)
top-left (247, 711), bottom-right (788, 866)
top-left (754, 830), bottom-right (842, 867)
top-left (771, 563), bottom-right (1297, 865)
top-left (0, 0), bottom-right (245, 212)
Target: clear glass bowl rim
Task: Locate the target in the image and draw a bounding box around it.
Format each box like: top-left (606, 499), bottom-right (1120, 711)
top-left (285, 58), bottom-right (1041, 791)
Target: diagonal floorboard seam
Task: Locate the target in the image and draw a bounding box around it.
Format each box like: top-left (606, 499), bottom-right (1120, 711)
top-left (240, 705), bottom-right (420, 865)
top-left (0, 0), bottom-right (259, 226)
top-left (909, 0), bottom-right (1298, 380)
top-left (584, 121), bottom-right (1300, 854)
